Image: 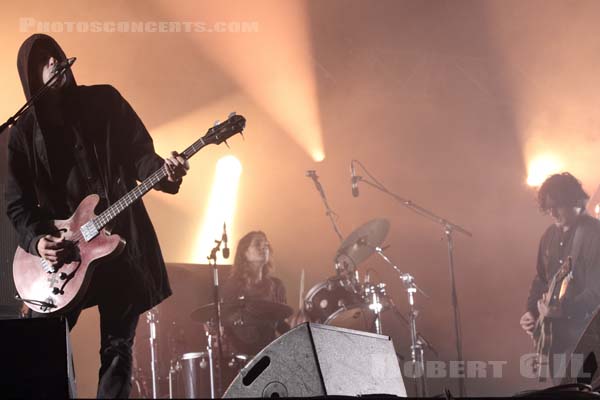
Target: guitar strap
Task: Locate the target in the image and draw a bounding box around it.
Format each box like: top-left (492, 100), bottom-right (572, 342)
top-left (569, 219), bottom-right (586, 272)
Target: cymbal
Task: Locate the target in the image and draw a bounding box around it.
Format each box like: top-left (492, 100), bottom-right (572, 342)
top-left (190, 298), bottom-right (293, 324)
top-left (336, 218), bottom-right (390, 267)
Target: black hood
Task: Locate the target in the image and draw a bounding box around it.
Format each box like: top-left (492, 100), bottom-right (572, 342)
top-left (17, 34), bottom-right (76, 101)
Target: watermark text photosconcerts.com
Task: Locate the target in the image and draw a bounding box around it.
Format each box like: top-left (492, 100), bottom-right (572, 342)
top-left (19, 18), bottom-right (259, 34)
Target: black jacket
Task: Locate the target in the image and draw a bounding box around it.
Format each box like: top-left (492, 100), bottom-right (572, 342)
top-left (526, 214), bottom-right (600, 353)
top-left (6, 34), bottom-right (179, 313)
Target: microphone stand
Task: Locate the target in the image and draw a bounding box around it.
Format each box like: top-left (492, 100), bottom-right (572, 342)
top-left (207, 234), bottom-right (226, 398)
top-left (146, 307), bottom-right (160, 399)
top-left (0, 57), bottom-right (76, 135)
top-left (306, 170), bottom-right (344, 242)
top-left (353, 160), bottom-right (472, 397)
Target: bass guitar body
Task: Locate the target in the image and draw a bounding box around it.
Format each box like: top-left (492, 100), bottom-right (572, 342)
top-left (13, 113), bottom-right (246, 315)
top-left (13, 194), bottom-right (125, 314)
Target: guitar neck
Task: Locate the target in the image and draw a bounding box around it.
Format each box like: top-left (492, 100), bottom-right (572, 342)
top-left (93, 136), bottom-right (207, 229)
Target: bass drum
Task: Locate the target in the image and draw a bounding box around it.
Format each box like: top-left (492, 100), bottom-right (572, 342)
top-left (303, 277), bottom-right (361, 323)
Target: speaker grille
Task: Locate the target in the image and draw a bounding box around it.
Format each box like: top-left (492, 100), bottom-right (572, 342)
top-left (0, 183), bottom-right (20, 315)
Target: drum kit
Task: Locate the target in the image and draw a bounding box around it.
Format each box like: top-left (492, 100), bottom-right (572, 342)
top-left (131, 163), bottom-right (471, 398)
top-left (305, 218), bottom-right (393, 332)
top-left (133, 298), bottom-right (294, 398)
top-left (303, 218), bottom-right (431, 396)
top-left (133, 218), bottom-right (431, 398)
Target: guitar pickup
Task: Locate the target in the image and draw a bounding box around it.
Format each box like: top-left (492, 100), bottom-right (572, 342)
top-left (80, 221), bottom-right (99, 241)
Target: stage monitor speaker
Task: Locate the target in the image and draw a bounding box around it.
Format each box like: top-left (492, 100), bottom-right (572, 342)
top-left (561, 308), bottom-right (600, 388)
top-left (0, 317), bottom-right (76, 398)
top-left (223, 322), bottom-right (406, 398)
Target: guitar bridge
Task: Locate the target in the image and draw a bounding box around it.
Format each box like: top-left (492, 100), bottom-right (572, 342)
top-left (39, 297), bottom-right (56, 312)
top-left (80, 221), bottom-right (99, 242)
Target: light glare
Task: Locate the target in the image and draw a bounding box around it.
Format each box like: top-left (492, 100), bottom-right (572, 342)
top-left (193, 156), bottom-right (242, 264)
top-left (526, 154), bottom-right (563, 187)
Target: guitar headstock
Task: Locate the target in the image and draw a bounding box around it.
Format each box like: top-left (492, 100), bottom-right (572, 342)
top-left (203, 112), bottom-right (246, 146)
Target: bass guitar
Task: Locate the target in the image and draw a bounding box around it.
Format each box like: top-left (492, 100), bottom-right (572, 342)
top-left (13, 113), bottom-right (246, 314)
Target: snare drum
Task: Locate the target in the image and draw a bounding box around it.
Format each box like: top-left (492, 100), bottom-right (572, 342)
top-left (304, 277), bottom-right (362, 323)
top-left (170, 352), bottom-right (248, 398)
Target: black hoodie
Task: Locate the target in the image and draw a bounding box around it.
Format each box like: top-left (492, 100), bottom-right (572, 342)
top-left (6, 34), bottom-right (177, 312)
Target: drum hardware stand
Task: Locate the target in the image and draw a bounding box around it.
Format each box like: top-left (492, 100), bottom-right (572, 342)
top-left (368, 244), bottom-right (429, 397)
top-left (206, 222), bottom-right (230, 398)
top-left (306, 170), bottom-right (344, 242)
top-left (167, 358), bottom-right (180, 399)
top-left (363, 270), bottom-right (385, 334)
top-left (205, 324), bottom-right (217, 399)
top-left (351, 159), bottom-right (472, 397)
top-left (146, 307), bottom-right (160, 399)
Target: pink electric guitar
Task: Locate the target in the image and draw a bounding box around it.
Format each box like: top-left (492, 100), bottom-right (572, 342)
top-left (13, 113), bottom-right (246, 314)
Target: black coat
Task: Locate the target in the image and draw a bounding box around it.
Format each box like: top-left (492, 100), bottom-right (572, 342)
top-left (6, 34), bottom-right (178, 313)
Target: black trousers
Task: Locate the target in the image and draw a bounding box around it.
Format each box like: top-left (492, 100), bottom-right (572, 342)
top-left (34, 292), bottom-right (140, 399)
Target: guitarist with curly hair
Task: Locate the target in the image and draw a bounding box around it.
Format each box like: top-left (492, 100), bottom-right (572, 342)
top-left (520, 173), bottom-right (600, 381)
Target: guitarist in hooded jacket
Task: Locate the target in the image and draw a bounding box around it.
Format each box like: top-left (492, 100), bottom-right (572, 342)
top-left (520, 172), bottom-right (600, 381)
top-left (6, 34), bottom-right (189, 398)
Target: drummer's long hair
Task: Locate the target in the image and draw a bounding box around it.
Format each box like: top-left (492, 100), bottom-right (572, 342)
top-left (231, 231), bottom-right (275, 292)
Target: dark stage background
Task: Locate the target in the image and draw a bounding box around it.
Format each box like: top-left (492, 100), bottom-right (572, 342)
top-left (3, 0), bottom-right (600, 396)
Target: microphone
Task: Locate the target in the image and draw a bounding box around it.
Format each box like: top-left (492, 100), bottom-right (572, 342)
top-left (55, 57), bottom-right (77, 74)
top-left (351, 161), bottom-right (359, 197)
top-left (306, 170), bottom-right (317, 179)
top-left (222, 222), bottom-right (230, 259)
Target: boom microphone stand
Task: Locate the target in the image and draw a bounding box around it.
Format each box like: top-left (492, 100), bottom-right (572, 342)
top-left (351, 159), bottom-right (472, 397)
top-left (0, 57), bottom-right (76, 135)
top-left (146, 308), bottom-right (160, 398)
top-left (206, 223), bottom-right (230, 398)
top-left (306, 170), bottom-right (344, 242)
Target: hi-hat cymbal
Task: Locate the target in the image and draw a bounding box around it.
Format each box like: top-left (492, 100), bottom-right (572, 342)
top-left (190, 298), bottom-right (293, 324)
top-left (336, 218), bottom-right (390, 267)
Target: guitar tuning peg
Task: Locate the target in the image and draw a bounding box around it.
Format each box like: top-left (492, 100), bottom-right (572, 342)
top-left (213, 120), bottom-right (220, 127)
top-left (228, 111), bottom-right (236, 118)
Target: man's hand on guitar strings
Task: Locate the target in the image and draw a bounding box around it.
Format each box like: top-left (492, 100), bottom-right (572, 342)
top-left (164, 151), bottom-right (189, 183)
top-left (36, 232), bottom-right (75, 265)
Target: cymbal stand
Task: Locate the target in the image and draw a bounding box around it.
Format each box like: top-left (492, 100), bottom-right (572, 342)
top-left (352, 159), bottom-right (471, 396)
top-left (146, 308), bottom-right (160, 399)
top-left (371, 245), bottom-right (429, 397)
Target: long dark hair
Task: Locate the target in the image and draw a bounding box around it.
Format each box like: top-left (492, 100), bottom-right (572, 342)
top-left (231, 231), bottom-right (274, 292)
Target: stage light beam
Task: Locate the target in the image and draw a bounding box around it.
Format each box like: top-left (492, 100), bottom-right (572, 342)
top-left (526, 154), bottom-right (564, 187)
top-left (193, 156), bottom-right (242, 264)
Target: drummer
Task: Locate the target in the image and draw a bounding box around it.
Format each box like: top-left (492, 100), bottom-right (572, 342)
top-left (221, 231), bottom-right (290, 355)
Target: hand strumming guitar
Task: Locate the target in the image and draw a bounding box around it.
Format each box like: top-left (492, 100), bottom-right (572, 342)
top-left (520, 311), bottom-right (535, 337)
top-left (36, 232), bottom-right (75, 265)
